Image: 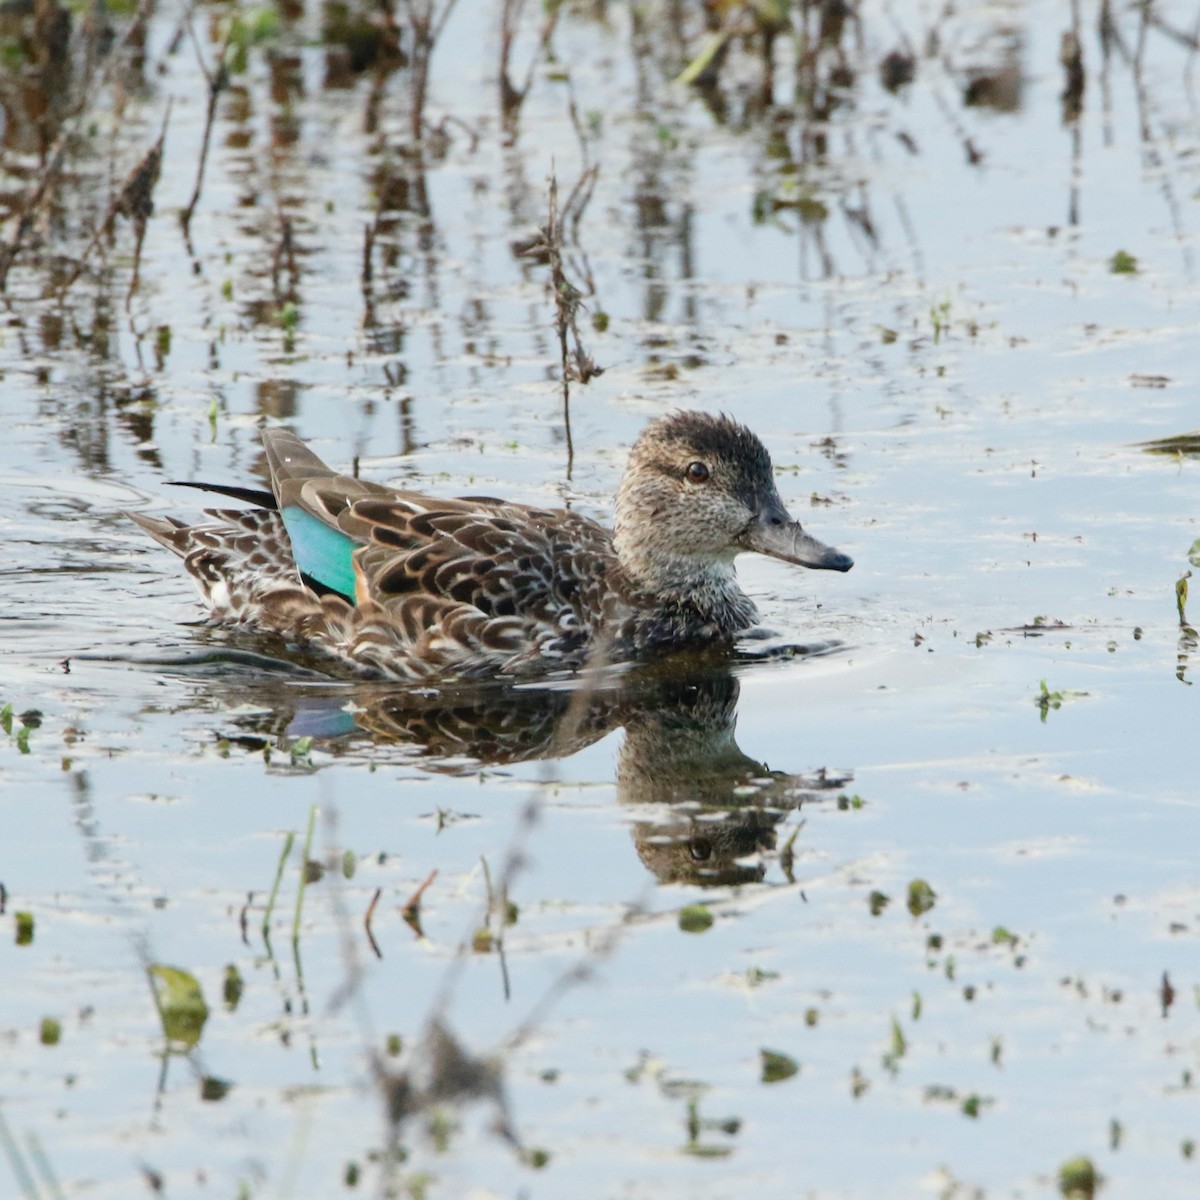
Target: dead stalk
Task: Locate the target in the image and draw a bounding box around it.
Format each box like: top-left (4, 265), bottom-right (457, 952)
top-left (179, 15), bottom-right (236, 238)
top-left (499, 0), bottom-right (564, 121)
top-left (364, 887), bottom-right (383, 958)
top-left (57, 104), bottom-right (170, 303)
top-left (401, 868), bottom-right (438, 938)
top-left (401, 0), bottom-right (461, 146)
top-left (271, 215), bottom-right (299, 307)
top-left (533, 170), bottom-right (603, 476)
top-left (0, 0), bottom-right (156, 290)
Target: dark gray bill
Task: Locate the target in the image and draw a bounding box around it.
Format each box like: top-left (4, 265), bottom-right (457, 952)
top-left (742, 503), bottom-right (854, 572)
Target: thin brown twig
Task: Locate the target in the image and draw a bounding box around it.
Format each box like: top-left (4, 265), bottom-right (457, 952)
top-left (401, 868), bottom-right (438, 938)
top-left (270, 215), bottom-right (298, 306)
top-left (1133, 0), bottom-right (1151, 74)
top-left (364, 887), bottom-right (383, 958)
top-left (179, 13), bottom-right (236, 237)
top-left (532, 171), bottom-right (605, 478)
top-left (478, 856), bottom-right (511, 1000)
top-left (57, 102), bottom-right (170, 302)
top-left (498, 0), bottom-right (526, 114)
top-left (546, 174), bottom-right (575, 475)
top-left (1147, 9), bottom-right (1200, 51)
top-left (499, 0), bottom-right (564, 119)
top-left (239, 891), bottom-right (253, 945)
top-left (403, 0), bottom-right (462, 146)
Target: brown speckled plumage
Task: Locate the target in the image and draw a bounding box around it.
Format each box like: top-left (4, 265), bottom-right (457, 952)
top-left (128, 411), bottom-right (853, 679)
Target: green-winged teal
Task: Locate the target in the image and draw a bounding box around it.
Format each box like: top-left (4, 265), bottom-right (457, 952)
top-left (129, 411), bottom-right (853, 679)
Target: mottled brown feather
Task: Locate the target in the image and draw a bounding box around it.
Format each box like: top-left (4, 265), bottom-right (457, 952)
top-left (128, 415), bottom-right (853, 679)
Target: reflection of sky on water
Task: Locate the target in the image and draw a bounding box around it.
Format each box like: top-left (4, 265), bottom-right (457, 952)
top-left (1, 0), bottom-right (1199, 1196)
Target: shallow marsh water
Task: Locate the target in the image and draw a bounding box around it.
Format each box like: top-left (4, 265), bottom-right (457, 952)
top-left (1, 1), bottom-right (1199, 1196)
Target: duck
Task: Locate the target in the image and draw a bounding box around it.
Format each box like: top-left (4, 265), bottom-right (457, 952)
top-left (128, 410), bottom-right (853, 680)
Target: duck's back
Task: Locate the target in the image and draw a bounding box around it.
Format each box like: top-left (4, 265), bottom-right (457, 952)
top-left (342, 492), bottom-right (620, 672)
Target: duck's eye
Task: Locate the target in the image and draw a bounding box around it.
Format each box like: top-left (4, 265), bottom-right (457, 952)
top-left (685, 461), bottom-right (710, 484)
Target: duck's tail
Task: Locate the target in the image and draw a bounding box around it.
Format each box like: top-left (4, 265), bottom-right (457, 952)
top-left (126, 507), bottom-right (309, 626)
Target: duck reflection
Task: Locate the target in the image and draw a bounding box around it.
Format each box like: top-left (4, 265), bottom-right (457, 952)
top-left (215, 653), bottom-right (850, 887)
top-left (613, 670), bottom-right (846, 886)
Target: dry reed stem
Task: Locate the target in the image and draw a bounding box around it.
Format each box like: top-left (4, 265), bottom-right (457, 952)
top-left (179, 14), bottom-right (236, 238)
top-left (0, 0), bottom-right (156, 290)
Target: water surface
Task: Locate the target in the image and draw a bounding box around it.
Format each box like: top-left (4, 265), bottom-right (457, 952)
top-left (2, 1), bottom-right (1198, 1196)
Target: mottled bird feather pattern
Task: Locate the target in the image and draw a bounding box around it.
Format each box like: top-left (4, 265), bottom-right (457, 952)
top-left (128, 414), bottom-right (853, 679)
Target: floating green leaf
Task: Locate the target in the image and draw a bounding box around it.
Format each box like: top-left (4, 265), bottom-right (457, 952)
top-left (1035, 680), bottom-right (1089, 723)
top-left (39, 1017), bottom-right (61, 1045)
top-left (883, 1017), bottom-right (907, 1073)
top-left (200, 1075), bottom-right (232, 1101)
top-left (15, 911), bottom-right (33, 945)
top-left (148, 964), bottom-right (209, 1049)
top-left (760, 1049), bottom-right (799, 1084)
top-left (1058, 1155), bottom-right (1099, 1198)
top-left (1109, 249), bottom-right (1138, 274)
top-left (278, 301), bottom-right (299, 332)
top-left (679, 904), bottom-right (714, 933)
top-left (746, 966), bottom-right (780, 988)
top-left (906, 879), bottom-right (937, 917)
top-left (223, 964), bottom-right (244, 1010)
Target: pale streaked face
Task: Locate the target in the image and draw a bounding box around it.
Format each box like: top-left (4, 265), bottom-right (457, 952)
top-left (613, 412), bottom-right (853, 589)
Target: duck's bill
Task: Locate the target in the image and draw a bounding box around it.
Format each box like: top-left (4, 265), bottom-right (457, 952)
top-left (745, 516), bottom-right (854, 573)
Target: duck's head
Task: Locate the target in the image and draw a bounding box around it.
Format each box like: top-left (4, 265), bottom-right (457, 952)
top-left (613, 411), bottom-right (853, 594)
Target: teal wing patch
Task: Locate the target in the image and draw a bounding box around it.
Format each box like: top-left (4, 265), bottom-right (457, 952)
top-left (281, 505), bottom-right (358, 602)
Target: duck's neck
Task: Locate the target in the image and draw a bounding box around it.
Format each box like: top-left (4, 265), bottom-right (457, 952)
top-left (612, 536), bottom-right (759, 642)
